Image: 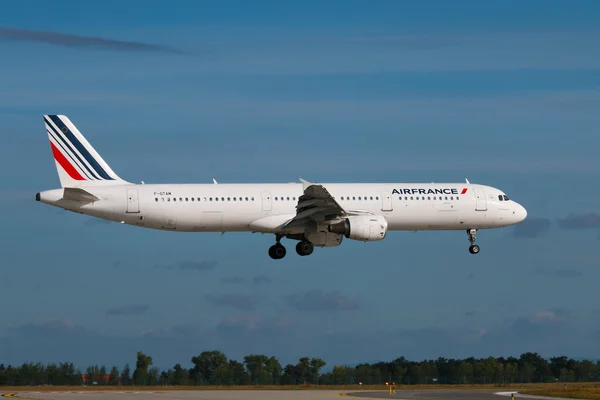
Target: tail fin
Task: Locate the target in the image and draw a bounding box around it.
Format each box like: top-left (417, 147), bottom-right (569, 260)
top-left (43, 115), bottom-right (129, 187)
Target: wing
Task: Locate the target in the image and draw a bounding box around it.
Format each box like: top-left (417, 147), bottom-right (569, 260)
top-left (282, 178), bottom-right (367, 231)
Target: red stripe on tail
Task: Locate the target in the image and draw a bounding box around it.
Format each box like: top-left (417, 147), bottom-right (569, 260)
top-left (50, 141), bottom-right (85, 180)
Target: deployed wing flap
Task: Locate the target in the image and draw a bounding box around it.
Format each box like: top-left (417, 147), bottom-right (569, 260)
top-left (63, 187), bottom-right (100, 203)
top-left (282, 179), bottom-right (347, 229)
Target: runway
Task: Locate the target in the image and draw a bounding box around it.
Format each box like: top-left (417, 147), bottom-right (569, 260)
top-left (0, 389), bottom-right (565, 400)
top-left (344, 389), bottom-right (505, 399)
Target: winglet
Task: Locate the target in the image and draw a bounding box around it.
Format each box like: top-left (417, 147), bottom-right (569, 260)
top-left (465, 178), bottom-right (470, 184)
top-left (299, 178), bottom-right (312, 190)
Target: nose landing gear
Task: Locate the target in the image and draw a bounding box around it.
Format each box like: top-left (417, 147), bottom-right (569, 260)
top-left (467, 229), bottom-right (480, 254)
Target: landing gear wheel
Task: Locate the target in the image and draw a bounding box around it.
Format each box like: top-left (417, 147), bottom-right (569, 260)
top-left (268, 243), bottom-right (286, 259)
top-left (296, 241), bottom-right (314, 256)
top-left (469, 244), bottom-right (480, 254)
top-left (466, 229), bottom-right (480, 255)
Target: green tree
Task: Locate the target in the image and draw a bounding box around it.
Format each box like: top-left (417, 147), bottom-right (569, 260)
top-left (132, 352), bottom-right (153, 386)
top-left (109, 366), bottom-right (120, 385)
top-left (190, 350), bottom-right (228, 384)
top-left (309, 358), bottom-right (326, 384)
top-left (228, 360), bottom-right (249, 385)
top-left (171, 364), bottom-right (188, 385)
top-left (121, 363), bottom-right (131, 385)
top-left (295, 357), bottom-right (311, 383)
top-left (266, 356), bottom-right (282, 384)
top-left (243, 354), bottom-right (270, 384)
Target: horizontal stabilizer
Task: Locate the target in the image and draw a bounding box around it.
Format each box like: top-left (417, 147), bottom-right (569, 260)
top-left (63, 187), bottom-right (100, 203)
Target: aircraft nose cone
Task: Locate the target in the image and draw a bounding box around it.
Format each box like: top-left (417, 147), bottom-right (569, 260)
top-left (516, 204), bottom-right (527, 222)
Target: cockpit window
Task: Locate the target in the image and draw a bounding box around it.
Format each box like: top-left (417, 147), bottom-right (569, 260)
top-left (498, 195), bottom-right (504, 201)
top-left (503, 195), bottom-right (510, 201)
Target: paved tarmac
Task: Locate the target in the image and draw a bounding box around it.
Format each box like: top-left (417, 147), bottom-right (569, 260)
top-left (346, 389), bottom-right (510, 399)
top-left (0, 389), bottom-right (559, 400)
top-left (3, 390), bottom-right (351, 400)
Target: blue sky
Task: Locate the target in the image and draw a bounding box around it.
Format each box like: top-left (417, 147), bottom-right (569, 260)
top-left (2, 0), bottom-right (600, 371)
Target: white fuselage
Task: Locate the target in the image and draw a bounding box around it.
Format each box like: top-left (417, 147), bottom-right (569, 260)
top-left (37, 182), bottom-right (527, 233)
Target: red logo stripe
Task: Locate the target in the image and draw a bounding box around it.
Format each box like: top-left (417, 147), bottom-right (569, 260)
top-left (50, 141), bottom-right (85, 180)
top-left (461, 188), bottom-right (468, 194)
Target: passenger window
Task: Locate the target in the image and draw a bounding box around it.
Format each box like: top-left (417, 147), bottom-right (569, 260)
top-left (221, 197), bottom-right (224, 201)
top-left (155, 198), bottom-right (158, 202)
top-left (251, 197), bottom-right (255, 201)
top-left (427, 197), bottom-right (430, 200)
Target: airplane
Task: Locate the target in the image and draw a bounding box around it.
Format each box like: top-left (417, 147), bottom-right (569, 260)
top-left (36, 115), bottom-right (527, 259)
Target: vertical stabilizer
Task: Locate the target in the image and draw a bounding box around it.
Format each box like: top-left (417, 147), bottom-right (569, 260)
top-left (43, 115), bottom-right (129, 187)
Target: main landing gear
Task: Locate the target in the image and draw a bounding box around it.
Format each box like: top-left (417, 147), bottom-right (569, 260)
top-left (296, 240), bottom-right (314, 256)
top-left (268, 242), bottom-right (286, 259)
top-left (268, 235), bottom-right (314, 259)
top-left (467, 229), bottom-right (480, 254)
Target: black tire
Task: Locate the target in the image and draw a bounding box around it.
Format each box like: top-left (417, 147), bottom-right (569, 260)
top-left (268, 245), bottom-right (277, 259)
top-left (296, 241), bottom-right (314, 256)
top-left (269, 243), bottom-right (286, 259)
top-left (469, 244), bottom-right (480, 254)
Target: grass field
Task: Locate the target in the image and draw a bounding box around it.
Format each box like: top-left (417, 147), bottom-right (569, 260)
top-left (521, 384), bottom-right (600, 400)
top-left (0, 382), bottom-right (592, 392)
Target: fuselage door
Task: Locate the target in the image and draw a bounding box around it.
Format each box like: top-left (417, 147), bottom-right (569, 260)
top-left (261, 191), bottom-right (272, 211)
top-left (126, 188), bottom-right (140, 213)
top-left (381, 191), bottom-right (393, 211)
top-left (473, 187), bottom-right (487, 211)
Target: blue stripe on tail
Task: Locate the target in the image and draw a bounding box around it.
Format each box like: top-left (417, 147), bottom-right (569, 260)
top-left (46, 128), bottom-right (94, 180)
top-left (45, 118), bottom-right (97, 180)
top-left (48, 115), bottom-right (114, 181)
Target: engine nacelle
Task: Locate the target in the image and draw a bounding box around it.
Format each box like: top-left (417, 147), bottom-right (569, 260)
top-left (329, 215), bottom-right (388, 242)
top-left (306, 232), bottom-right (343, 247)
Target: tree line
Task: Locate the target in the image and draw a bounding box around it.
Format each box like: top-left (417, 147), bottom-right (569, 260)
top-left (1, 351), bottom-right (599, 386)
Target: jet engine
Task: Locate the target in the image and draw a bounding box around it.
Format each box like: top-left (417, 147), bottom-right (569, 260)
top-left (328, 215), bottom-right (388, 241)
